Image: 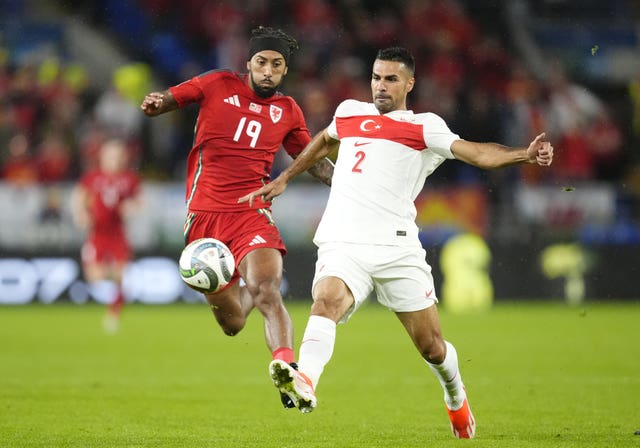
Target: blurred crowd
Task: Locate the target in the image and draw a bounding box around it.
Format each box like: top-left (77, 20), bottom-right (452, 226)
top-left (1, 0), bottom-right (638, 190)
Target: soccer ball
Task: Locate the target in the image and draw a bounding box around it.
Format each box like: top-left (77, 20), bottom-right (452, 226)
top-left (178, 238), bottom-right (235, 294)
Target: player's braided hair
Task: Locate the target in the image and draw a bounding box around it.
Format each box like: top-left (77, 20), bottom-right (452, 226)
top-left (250, 26), bottom-right (300, 56)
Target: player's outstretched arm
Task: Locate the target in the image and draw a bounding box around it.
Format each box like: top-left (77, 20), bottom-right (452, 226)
top-left (305, 157), bottom-right (334, 187)
top-left (304, 137), bottom-right (338, 186)
top-left (239, 128), bottom-right (336, 207)
top-left (451, 132), bottom-right (554, 169)
top-left (140, 89), bottom-right (179, 116)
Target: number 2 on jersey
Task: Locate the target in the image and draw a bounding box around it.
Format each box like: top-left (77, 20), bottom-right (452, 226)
top-left (233, 117), bottom-right (262, 148)
top-left (352, 150), bottom-right (366, 173)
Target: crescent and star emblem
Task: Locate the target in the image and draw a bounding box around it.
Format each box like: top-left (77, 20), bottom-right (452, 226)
top-left (359, 119), bottom-right (380, 132)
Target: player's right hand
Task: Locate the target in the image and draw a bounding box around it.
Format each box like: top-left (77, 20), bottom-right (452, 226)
top-left (140, 92), bottom-right (165, 116)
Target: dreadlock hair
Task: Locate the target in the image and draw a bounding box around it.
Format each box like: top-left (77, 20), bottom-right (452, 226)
top-left (248, 26), bottom-right (299, 65)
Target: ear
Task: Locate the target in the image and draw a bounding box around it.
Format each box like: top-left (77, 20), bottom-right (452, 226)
top-left (246, 60), bottom-right (251, 71)
top-left (406, 77), bottom-right (415, 93)
top-left (283, 65), bottom-right (288, 76)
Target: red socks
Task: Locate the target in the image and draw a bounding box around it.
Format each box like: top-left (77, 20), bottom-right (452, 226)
top-left (272, 347), bottom-right (295, 364)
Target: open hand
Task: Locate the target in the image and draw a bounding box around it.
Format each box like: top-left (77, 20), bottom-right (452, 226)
top-left (238, 179), bottom-right (287, 208)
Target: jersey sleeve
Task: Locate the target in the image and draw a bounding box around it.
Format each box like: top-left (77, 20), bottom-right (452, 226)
top-left (421, 112), bottom-right (459, 159)
top-left (169, 75), bottom-right (206, 107)
top-left (282, 101), bottom-right (312, 157)
top-left (327, 99), bottom-right (359, 140)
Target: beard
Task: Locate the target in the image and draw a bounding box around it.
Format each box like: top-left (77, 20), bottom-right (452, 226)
top-left (250, 73), bottom-right (280, 98)
top-left (253, 84), bottom-right (278, 98)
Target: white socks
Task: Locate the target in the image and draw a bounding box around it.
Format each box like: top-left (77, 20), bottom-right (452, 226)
top-left (297, 315), bottom-right (337, 388)
top-left (297, 317), bottom-right (465, 410)
top-left (427, 341), bottom-right (466, 410)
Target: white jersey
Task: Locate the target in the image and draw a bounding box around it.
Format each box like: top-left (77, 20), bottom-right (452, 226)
top-left (313, 99), bottom-right (459, 247)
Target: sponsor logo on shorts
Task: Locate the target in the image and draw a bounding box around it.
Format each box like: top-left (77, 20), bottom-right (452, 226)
top-left (425, 288), bottom-right (434, 298)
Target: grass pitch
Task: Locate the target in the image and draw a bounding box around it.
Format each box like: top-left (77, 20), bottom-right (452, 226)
top-left (1, 300), bottom-right (639, 447)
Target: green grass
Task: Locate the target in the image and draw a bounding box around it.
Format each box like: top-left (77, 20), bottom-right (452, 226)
top-left (1, 300), bottom-right (639, 447)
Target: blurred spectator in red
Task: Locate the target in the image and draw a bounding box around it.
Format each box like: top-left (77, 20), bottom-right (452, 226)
top-left (545, 62), bottom-right (621, 182)
top-left (502, 61), bottom-right (549, 184)
top-left (422, 37), bottom-right (465, 92)
top-left (467, 34), bottom-right (512, 97)
top-left (1, 133), bottom-right (38, 186)
top-left (7, 64), bottom-right (41, 135)
top-left (36, 130), bottom-right (74, 183)
top-left (0, 100), bottom-right (17, 150)
top-left (402, 0), bottom-right (476, 53)
top-left (0, 47), bottom-right (11, 96)
top-left (200, 0), bottom-right (246, 55)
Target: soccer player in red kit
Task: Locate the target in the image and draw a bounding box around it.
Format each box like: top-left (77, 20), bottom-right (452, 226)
top-left (140, 26), bottom-right (333, 407)
top-left (72, 138), bottom-right (142, 332)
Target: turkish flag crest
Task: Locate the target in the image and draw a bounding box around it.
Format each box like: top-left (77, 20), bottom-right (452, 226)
top-left (270, 105), bottom-right (283, 123)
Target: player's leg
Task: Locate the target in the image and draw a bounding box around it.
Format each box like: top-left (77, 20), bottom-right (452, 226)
top-left (82, 256), bottom-right (120, 332)
top-left (204, 281), bottom-right (248, 336)
top-left (374, 246), bottom-right (474, 438)
top-left (82, 240), bottom-right (109, 300)
top-left (270, 275), bottom-right (354, 413)
top-left (107, 260), bottom-right (127, 318)
top-left (238, 247), bottom-right (294, 361)
top-left (185, 210), bottom-right (254, 336)
top-left (298, 276), bottom-right (354, 385)
top-left (83, 261), bottom-right (119, 308)
top-left (395, 307), bottom-right (475, 438)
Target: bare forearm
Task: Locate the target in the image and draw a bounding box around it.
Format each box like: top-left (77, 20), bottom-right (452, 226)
top-left (306, 157), bottom-right (334, 186)
top-left (237, 129), bottom-right (336, 206)
top-left (451, 132), bottom-right (553, 169)
top-left (452, 140), bottom-right (529, 169)
top-left (282, 129), bottom-right (333, 183)
top-left (470, 142), bottom-right (529, 168)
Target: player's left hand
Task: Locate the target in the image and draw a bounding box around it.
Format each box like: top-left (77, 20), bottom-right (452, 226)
top-left (238, 179), bottom-right (287, 208)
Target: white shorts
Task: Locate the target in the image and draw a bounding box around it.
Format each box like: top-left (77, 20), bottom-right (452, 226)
top-left (312, 242), bottom-right (438, 323)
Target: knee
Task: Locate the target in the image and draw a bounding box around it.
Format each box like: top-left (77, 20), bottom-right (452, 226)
top-left (222, 326), bottom-right (241, 337)
top-left (220, 321), bottom-right (245, 337)
top-left (420, 336), bottom-right (446, 364)
top-left (214, 311), bottom-right (246, 337)
top-left (310, 296), bottom-right (348, 323)
top-left (246, 279), bottom-right (282, 311)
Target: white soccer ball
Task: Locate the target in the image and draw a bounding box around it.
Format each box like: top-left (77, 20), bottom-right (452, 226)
top-left (178, 238), bottom-right (235, 294)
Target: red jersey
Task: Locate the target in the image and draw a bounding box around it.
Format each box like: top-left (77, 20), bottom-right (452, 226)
top-left (170, 70), bottom-right (311, 212)
top-left (79, 169), bottom-right (141, 240)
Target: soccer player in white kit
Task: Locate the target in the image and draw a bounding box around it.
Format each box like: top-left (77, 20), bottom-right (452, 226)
top-left (240, 47), bottom-right (553, 439)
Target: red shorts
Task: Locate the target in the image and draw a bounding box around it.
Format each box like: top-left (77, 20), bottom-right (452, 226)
top-left (183, 208), bottom-right (287, 282)
top-left (82, 233), bottom-right (131, 265)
